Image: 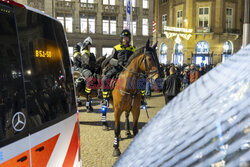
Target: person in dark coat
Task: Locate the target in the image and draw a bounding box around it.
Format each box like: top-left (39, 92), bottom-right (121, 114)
top-left (162, 67), bottom-right (181, 105)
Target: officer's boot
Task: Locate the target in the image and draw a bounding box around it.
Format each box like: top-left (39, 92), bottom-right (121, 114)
top-left (85, 87), bottom-right (93, 113)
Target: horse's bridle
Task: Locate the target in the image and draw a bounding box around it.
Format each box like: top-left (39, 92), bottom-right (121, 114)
top-left (121, 49), bottom-right (158, 79)
top-left (138, 49), bottom-right (158, 79)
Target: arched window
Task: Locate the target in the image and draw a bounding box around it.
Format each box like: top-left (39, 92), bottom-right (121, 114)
top-left (196, 41), bottom-right (209, 54)
top-left (223, 41), bottom-right (233, 54)
top-left (174, 43), bottom-right (183, 65)
top-left (222, 41), bottom-right (233, 63)
top-left (175, 43), bottom-right (183, 54)
top-left (159, 43), bottom-right (167, 64)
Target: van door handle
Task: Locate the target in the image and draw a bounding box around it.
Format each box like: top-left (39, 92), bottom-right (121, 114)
top-left (35, 146), bottom-right (44, 152)
top-left (17, 156), bottom-right (27, 162)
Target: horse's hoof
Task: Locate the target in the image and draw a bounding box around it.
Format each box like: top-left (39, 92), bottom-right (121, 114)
top-left (102, 125), bottom-right (109, 131)
top-left (86, 108), bottom-right (93, 113)
top-left (78, 102), bottom-right (83, 106)
top-left (125, 131), bottom-right (132, 138)
top-left (112, 148), bottom-right (121, 157)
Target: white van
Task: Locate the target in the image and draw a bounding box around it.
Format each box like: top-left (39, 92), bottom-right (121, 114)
top-left (0, 0), bottom-right (81, 166)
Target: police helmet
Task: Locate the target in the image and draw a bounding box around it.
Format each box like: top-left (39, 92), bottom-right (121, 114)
top-left (120, 29), bottom-right (131, 43)
top-left (82, 36), bottom-right (92, 49)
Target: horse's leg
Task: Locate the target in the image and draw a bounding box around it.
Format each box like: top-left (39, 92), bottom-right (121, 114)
top-left (125, 111), bottom-right (132, 137)
top-left (132, 106), bottom-right (140, 136)
top-left (86, 93), bottom-right (93, 112)
top-left (113, 109), bottom-right (122, 157)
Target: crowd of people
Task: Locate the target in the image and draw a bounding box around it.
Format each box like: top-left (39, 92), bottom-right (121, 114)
top-left (156, 63), bottom-right (217, 104)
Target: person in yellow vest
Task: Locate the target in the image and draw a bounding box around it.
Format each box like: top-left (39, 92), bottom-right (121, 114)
top-left (73, 36), bottom-right (96, 112)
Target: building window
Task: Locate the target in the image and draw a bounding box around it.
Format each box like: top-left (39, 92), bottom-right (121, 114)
top-left (222, 41), bottom-right (233, 63)
top-left (162, 14), bottom-right (167, 33)
top-left (174, 43), bottom-right (183, 65)
top-left (124, 0), bottom-right (136, 7)
top-left (143, 0), bottom-right (148, 9)
top-left (68, 46), bottom-right (73, 58)
top-left (80, 15), bottom-right (95, 33)
top-left (142, 18), bottom-right (148, 36)
top-left (176, 11), bottom-right (182, 28)
top-left (104, 0), bottom-right (115, 5)
top-left (123, 20), bottom-right (136, 35)
top-left (198, 7), bottom-right (209, 27)
top-left (103, 16), bottom-right (116, 35)
top-left (88, 16), bottom-right (95, 33)
top-left (57, 16), bottom-right (64, 27)
top-left (160, 43), bottom-right (167, 64)
top-left (80, 15), bottom-right (87, 33)
top-left (196, 41), bottom-right (209, 54)
top-left (81, 0), bottom-right (94, 3)
top-left (226, 8), bottom-right (233, 29)
top-left (102, 47), bottom-right (113, 56)
top-left (57, 14), bottom-right (73, 33)
top-left (90, 47), bottom-right (96, 55)
top-left (110, 17), bottom-right (117, 35)
top-left (223, 41), bottom-right (233, 54)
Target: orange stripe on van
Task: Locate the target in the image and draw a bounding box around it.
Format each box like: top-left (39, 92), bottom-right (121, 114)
top-left (0, 134), bottom-right (60, 167)
top-left (0, 150), bottom-right (30, 167)
top-left (62, 123), bottom-right (79, 167)
top-left (31, 134), bottom-right (60, 167)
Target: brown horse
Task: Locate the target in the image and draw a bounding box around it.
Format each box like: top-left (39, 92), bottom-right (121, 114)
top-left (110, 40), bottom-right (160, 157)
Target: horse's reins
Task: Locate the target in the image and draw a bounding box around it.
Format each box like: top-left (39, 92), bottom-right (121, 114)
top-left (118, 48), bottom-right (159, 110)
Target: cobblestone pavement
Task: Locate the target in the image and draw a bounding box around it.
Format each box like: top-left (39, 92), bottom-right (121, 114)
top-left (79, 92), bottom-right (165, 167)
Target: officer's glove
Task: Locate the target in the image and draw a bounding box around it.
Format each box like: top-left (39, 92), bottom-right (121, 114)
top-left (110, 58), bottom-right (119, 66)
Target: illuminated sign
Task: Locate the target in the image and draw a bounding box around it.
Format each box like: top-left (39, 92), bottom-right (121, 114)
top-left (164, 26), bottom-right (193, 33)
top-left (163, 26), bottom-right (193, 43)
top-left (35, 50), bottom-right (52, 58)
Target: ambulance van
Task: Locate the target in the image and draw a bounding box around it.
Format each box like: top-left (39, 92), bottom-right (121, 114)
top-left (0, 0), bottom-right (81, 166)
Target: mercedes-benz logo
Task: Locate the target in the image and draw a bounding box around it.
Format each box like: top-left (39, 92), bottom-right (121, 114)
top-left (12, 112), bottom-right (26, 132)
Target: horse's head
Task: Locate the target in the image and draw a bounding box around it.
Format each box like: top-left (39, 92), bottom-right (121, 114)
top-left (138, 39), bottom-right (162, 80)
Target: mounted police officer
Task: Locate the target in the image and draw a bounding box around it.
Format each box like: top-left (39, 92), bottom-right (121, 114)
top-left (101, 30), bottom-right (135, 106)
top-left (101, 29), bottom-right (147, 108)
top-left (73, 36), bottom-right (96, 112)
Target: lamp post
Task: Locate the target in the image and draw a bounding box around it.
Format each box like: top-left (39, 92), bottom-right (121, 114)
top-left (243, 0), bottom-right (250, 47)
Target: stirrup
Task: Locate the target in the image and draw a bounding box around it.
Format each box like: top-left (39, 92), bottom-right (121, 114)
top-left (101, 99), bottom-right (109, 107)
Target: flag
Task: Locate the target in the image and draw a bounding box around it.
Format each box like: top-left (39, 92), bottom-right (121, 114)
top-left (126, 0), bottom-right (131, 30)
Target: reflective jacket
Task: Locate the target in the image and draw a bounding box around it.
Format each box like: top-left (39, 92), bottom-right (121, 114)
top-left (110, 44), bottom-right (136, 66)
top-left (73, 49), bottom-right (96, 72)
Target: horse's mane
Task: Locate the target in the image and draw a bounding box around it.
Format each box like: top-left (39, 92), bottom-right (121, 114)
top-left (126, 46), bottom-right (145, 67)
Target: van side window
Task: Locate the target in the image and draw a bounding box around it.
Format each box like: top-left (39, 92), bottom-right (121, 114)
top-left (15, 7), bottom-right (76, 130)
top-left (0, 5), bottom-right (28, 143)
